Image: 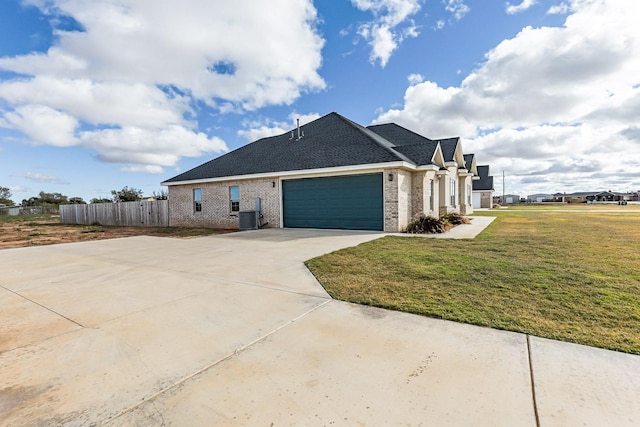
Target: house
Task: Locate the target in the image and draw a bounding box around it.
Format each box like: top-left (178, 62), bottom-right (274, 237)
top-left (162, 112), bottom-right (483, 232)
top-left (550, 191), bottom-right (627, 203)
top-left (472, 165), bottom-right (494, 208)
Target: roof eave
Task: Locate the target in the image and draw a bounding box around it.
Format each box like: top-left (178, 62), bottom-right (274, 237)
top-left (162, 161), bottom-right (414, 186)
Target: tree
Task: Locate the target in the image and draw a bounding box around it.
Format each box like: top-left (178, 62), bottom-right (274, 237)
top-left (21, 191), bottom-right (69, 206)
top-left (0, 186), bottom-right (14, 206)
top-left (37, 191), bottom-right (68, 205)
top-left (68, 197), bottom-right (86, 204)
top-left (111, 186), bottom-right (144, 202)
top-left (152, 189), bottom-right (168, 200)
top-left (90, 197), bottom-right (112, 204)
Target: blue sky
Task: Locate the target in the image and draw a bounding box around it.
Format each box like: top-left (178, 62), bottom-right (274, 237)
top-left (1, 0), bottom-right (638, 203)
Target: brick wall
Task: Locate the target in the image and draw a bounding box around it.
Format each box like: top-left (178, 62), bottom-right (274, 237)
top-left (168, 177), bottom-right (280, 228)
top-left (397, 169), bottom-right (412, 232)
top-left (168, 168), bottom-right (453, 232)
top-left (411, 171), bottom-right (425, 220)
top-left (383, 169), bottom-right (398, 232)
top-left (480, 191), bottom-right (493, 208)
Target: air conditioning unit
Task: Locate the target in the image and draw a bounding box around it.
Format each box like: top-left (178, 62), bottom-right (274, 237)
top-left (239, 210), bottom-right (257, 230)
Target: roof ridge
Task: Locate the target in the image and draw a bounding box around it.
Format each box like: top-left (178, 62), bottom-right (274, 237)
top-left (368, 122), bottom-right (437, 143)
top-left (336, 115), bottom-right (415, 164)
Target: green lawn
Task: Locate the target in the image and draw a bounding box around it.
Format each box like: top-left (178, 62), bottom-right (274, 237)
top-left (306, 210), bottom-right (640, 354)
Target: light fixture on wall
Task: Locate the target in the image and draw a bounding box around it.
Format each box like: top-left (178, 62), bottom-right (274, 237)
top-left (388, 173), bottom-right (394, 182)
top-left (272, 181), bottom-right (276, 188)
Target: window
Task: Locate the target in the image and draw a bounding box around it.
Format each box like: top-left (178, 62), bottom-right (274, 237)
top-left (193, 188), bottom-right (202, 212)
top-left (450, 178), bottom-right (456, 206)
top-left (229, 186), bottom-right (240, 212)
top-left (429, 180), bottom-right (434, 211)
top-left (467, 184), bottom-right (472, 205)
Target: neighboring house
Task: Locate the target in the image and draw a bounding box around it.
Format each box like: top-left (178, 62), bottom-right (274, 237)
top-left (162, 112), bottom-right (482, 232)
top-left (550, 191), bottom-right (626, 203)
top-left (472, 165), bottom-right (494, 208)
top-left (537, 191), bottom-right (637, 203)
top-left (552, 192), bottom-right (597, 203)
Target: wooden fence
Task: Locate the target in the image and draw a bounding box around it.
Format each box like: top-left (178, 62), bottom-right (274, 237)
top-left (60, 200), bottom-right (169, 227)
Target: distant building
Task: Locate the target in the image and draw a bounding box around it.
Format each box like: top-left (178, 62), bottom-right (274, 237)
top-left (527, 193), bottom-right (554, 203)
top-left (499, 194), bottom-right (521, 204)
top-left (550, 191), bottom-right (635, 203)
top-left (472, 165), bottom-right (494, 208)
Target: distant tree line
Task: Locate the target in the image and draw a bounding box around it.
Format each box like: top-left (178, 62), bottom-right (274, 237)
top-left (1, 186), bottom-right (167, 207)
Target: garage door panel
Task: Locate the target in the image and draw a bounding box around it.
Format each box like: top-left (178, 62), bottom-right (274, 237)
top-left (283, 174), bottom-right (383, 231)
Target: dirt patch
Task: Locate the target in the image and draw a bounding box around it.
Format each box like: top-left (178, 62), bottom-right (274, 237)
top-left (0, 218), bottom-right (234, 250)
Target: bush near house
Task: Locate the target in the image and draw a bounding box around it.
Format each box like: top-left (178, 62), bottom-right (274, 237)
top-left (405, 213), bottom-right (470, 234)
top-left (405, 215), bottom-right (446, 234)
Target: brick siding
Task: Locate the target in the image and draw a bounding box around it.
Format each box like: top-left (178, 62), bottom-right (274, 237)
top-left (168, 177), bottom-right (280, 228)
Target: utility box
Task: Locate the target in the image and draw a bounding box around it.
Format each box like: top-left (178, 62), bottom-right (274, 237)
top-left (239, 210), bottom-right (258, 230)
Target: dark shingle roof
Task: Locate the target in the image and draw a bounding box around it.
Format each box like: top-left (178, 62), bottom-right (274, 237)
top-left (367, 124), bottom-right (459, 162)
top-left (464, 154), bottom-right (475, 171)
top-left (164, 113), bottom-right (406, 183)
top-left (366, 123), bottom-right (440, 166)
top-left (366, 123), bottom-right (434, 147)
top-left (473, 165), bottom-right (494, 191)
top-left (438, 137), bottom-right (461, 162)
top-left (164, 112), bottom-right (466, 184)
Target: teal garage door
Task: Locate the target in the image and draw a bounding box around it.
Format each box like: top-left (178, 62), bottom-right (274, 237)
top-left (282, 173), bottom-right (383, 231)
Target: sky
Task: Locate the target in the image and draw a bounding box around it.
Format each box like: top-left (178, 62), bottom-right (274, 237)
top-left (0, 0), bottom-right (638, 203)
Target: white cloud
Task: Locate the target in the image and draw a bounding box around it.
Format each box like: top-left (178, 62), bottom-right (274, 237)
top-left (11, 172), bottom-right (69, 184)
top-left (4, 105), bottom-right (79, 147)
top-left (0, 77), bottom-right (187, 129)
top-left (0, 0), bottom-right (325, 172)
top-left (506, 0), bottom-right (537, 15)
top-left (407, 73), bottom-right (425, 84)
top-left (238, 112), bottom-right (321, 142)
top-left (8, 185), bottom-right (31, 193)
top-left (374, 0), bottom-right (640, 194)
top-left (121, 165), bottom-right (165, 174)
top-left (79, 125), bottom-right (227, 170)
top-left (547, 3), bottom-right (570, 14)
top-left (351, 0), bottom-right (421, 67)
top-left (444, 0), bottom-right (470, 21)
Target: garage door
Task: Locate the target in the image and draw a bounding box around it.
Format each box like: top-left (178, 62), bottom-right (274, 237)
top-left (473, 192), bottom-right (482, 209)
top-left (282, 173), bottom-right (383, 231)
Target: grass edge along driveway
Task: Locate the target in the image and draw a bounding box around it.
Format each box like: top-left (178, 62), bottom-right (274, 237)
top-left (306, 210), bottom-right (640, 354)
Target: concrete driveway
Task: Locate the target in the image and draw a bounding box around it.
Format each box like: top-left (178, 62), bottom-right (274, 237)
top-left (1, 228), bottom-right (639, 426)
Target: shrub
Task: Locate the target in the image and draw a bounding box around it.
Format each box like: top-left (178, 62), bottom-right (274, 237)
top-left (405, 215), bottom-right (445, 234)
top-left (441, 212), bottom-right (470, 226)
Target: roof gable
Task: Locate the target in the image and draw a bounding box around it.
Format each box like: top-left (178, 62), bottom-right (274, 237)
top-left (439, 137), bottom-right (464, 165)
top-left (464, 154), bottom-right (477, 175)
top-left (473, 164), bottom-right (494, 191)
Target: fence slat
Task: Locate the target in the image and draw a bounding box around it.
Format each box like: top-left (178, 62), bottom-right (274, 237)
top-left (59, 201), bottom-right (169, 227)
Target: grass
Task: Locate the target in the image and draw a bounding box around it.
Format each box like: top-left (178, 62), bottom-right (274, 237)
top-left (306, 209), bottom-right (640, 354)
top-left (0, 214), bottom-right (59, 223)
